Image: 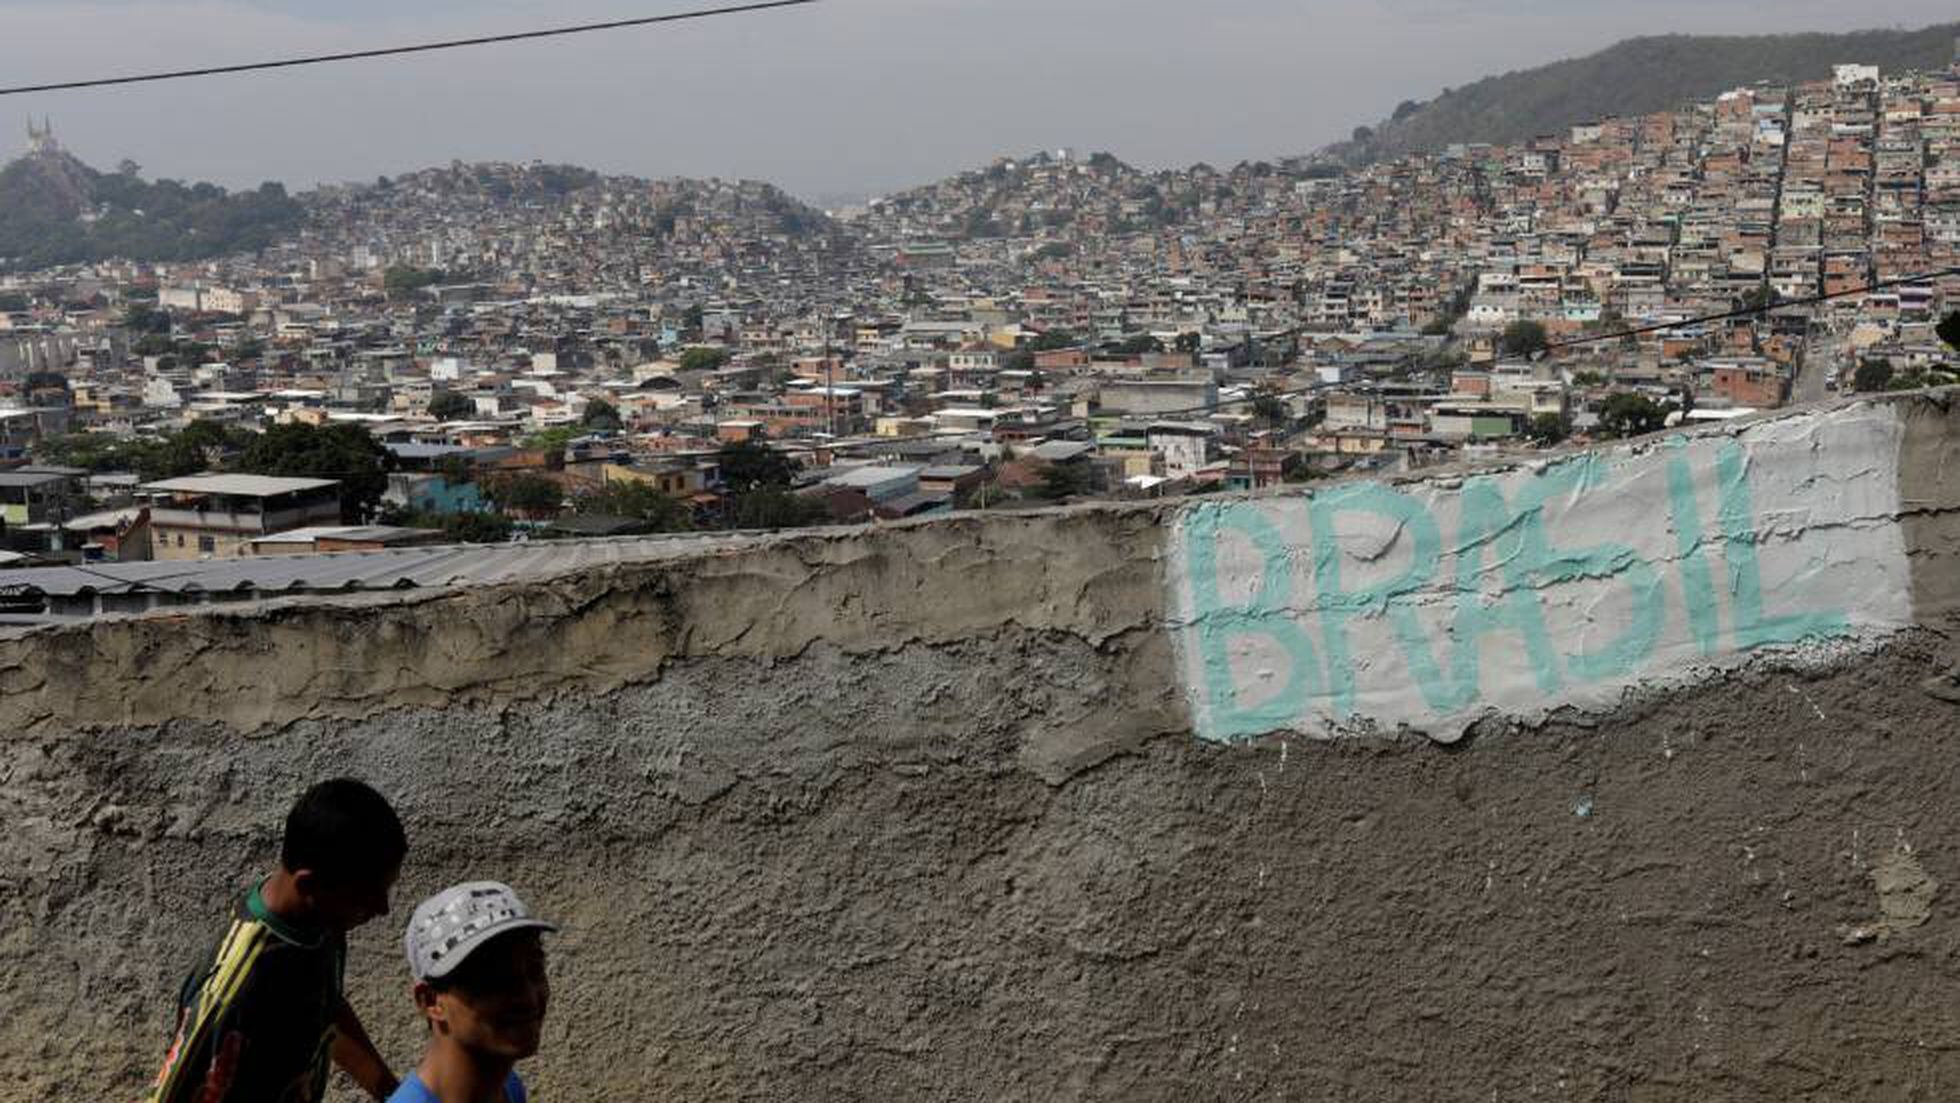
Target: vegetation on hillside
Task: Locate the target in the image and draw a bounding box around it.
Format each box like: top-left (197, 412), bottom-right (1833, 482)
top-left (1328, 22), bottom-right (1960, 164)
top-left (0, 150), bottom-right (304, 271)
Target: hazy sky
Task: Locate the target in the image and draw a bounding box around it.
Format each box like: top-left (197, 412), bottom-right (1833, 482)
top-left (0, 0), bottom-right (1954, 203)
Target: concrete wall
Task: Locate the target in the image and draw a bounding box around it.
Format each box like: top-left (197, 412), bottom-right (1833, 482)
top-left (6, 391), bottom-right (1960, 1101)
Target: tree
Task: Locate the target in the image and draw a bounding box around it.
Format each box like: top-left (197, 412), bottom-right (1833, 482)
top-left (1938, 311), bottom-right (1960, 354)
top-left (1597, 393), bottom-right (1670, 440)
top-left (436, 453), bottom-right (477, 485)
top-left (576, 480), bottom-right (692, 531)
top-left (427, 390), bottom-right (474, 421)
top-left (1499, 320), bottom-right (1550, 358)
top-left (383, 266), bottom-right (444, 300)
top-left (1034, 461), bottom-right (1092, 501)
top-left (1528, 412), bottom-right (1567, 446)
top-left (0, 160), bottom-right (304, 271)
top-left (677, 347), bottom-right (730, 374)
top-left (1028, 329), bottom-right (1077, 352)
top-left (87, 428), bottom-right (229, 480)
top-left (1886, 365), bottom-right (1960, 392)
top-left (716, 438), bottom-right (797, 493)
top-left (1174, 332), bottom-right (1203, 355)
top-left (1853, 359), bottom-right (1895, 393)
top-left (522, 426), bottom-right (581, 452)
top-left (238, 423), bottom-right (395, 523)
top-left (440, 512), bottom-right (513, 544)
top-left (174, 419), bottom-right (254, 457)
top-left (1112, 334), bottom-right (1164, 357)
top-left (580, 399), bottom-right (623, 433)
top-left (1250, 395), bottom-right (1288, 428)
top-left (39, 431), bottom-right (185, 479)
top-left (728, 487), bottom-right (828, 530)
top-left (383, 508), bottom-right (512, 544)
top-left (488, 473), bottom-right (564, 515)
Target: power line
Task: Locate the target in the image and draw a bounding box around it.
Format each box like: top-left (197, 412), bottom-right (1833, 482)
top-left (0, 0), bottom-right (821, 97)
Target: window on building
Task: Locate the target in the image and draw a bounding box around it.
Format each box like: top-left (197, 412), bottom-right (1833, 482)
top-left (197, 535), bottom-right (216, 554)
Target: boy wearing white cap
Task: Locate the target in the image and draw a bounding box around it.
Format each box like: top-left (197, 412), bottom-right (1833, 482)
top-left (389, 882), bottom-right (556, 1103)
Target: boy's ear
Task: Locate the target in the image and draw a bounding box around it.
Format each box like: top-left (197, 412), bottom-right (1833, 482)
top-left (289, 867), bottom-right (322, 900)
top-left (413, 981), bottom-right (445, 1030)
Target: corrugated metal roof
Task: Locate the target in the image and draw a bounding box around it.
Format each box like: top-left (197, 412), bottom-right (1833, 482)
top-left (0, 533), bottom-right (758, 599)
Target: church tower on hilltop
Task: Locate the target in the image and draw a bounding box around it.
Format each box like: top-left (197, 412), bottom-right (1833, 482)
top-left (25, 116), bottom-right (57, 154)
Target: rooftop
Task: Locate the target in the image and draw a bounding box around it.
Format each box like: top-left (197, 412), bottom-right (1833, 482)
top-left (0, 471), bottom-right (70, 489)
top-left (142, 474), bottom-right (341, 497)
top-left (825, 465), bottom-right (924, 488)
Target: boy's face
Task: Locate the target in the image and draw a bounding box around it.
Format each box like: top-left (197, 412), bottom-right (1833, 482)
top-left (419, 931), bottom-right (551, 1060)
top-left (297, 858), bottom-right (401, 934)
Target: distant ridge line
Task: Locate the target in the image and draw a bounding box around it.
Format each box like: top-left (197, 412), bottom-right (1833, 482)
top-left (1325, 20), bottom-right (1960, 166)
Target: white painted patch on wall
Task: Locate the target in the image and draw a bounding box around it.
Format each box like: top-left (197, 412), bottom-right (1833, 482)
top-left (1166, 405), bottom-right (1912, 742)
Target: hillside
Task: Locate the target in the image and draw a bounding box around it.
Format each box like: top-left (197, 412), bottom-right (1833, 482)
top-left (0, 142), bottom-right (847, 275)
top-left (310, 161), bottom-right (847, 245)
top-left (0, 139), bottom-right (303, 272)
top-left (853, 149), bottom-right (1304, 243)
top-left (1331, 21), bottom-right (1960, 164)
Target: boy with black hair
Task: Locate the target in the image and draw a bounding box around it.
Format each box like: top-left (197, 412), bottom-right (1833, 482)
top-left (390, 882), bottom-right (555, 1103)
top-left (148, 777), bottom-right (407, 1103)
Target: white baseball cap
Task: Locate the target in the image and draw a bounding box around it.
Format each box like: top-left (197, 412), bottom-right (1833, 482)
top-left (403, 881), bottom-right (556, 982)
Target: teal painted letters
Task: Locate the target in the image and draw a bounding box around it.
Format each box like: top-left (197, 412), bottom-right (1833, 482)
top-left (1715, 442), bottom-right (1850, 649)
top-left (1308, 483), bottom-right (1446, 718)
top-left (1179, 440), bottom-right (1861, 737)
top-left (1183, 503), bottom-right (1326, 741)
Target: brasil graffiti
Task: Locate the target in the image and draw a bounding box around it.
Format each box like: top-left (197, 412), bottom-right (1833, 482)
top-left (1167, 407), bottom-right (1913, 742)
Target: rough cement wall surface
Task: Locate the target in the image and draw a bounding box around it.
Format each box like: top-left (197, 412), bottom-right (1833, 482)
top-left (4, 392), bottom-right (1960, 1101)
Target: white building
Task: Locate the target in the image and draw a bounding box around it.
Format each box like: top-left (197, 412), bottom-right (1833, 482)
top-left (1834, 64), bottom-right (1881, 90)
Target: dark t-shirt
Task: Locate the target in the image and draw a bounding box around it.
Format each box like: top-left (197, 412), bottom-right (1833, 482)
top-left (146, 883), bottom-right (346, 1103)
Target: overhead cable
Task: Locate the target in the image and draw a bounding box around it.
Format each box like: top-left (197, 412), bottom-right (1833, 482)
top-left (0, 0), bottom-right (820, 97)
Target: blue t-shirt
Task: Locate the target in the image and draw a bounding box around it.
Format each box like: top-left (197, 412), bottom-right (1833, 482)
top-left (385, 1071), bottom-right (527, 1103)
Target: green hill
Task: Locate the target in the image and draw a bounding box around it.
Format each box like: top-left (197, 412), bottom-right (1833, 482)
top-left (1334, 22), bottom-right (1960, 163)
top-left (0, 142), bottom-right (304, 272)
